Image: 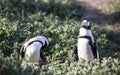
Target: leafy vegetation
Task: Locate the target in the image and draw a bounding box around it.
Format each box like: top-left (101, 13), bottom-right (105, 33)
top-left (0, 0), bottom-right (120, 75)
top-left (111, 0), bottom-right (120, 21)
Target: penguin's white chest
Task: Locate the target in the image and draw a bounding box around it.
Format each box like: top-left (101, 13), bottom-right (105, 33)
top-left (77, 38), bottom-right (94, 61)
top-left (25, 42), bottom-right (42, 64)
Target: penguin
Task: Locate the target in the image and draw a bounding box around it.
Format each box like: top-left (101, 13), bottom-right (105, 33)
top-left (71, 20), bottom-right (99, 62)
top-left (20, 35), bottom-right (49, 65)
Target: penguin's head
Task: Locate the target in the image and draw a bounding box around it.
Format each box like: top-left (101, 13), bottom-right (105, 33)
top-left (78, 20), bottom-right (92, 37)
top-left (80, 20), bottom-right (91, 29)
top-left (41, 36), bottom-right (49, 50)
top-left (44, 37), bottom-right (49, 47)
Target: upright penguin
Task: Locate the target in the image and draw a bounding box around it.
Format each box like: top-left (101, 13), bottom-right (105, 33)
top-left (71, 20), bottom-right (99, 62)
top-left (20, 36), bottom-right (49, 65)
top-left (77, 20), bottom-right (99, 61)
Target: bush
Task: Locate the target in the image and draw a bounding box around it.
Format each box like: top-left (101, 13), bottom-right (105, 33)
top-left (0, 0), bottom-right (82, 20)
top-left (0, 53), bottom-right (120, 75)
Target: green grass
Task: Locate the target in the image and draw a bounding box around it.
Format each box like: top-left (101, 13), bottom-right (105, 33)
top-left (0, 0), bottom-right (120, 75)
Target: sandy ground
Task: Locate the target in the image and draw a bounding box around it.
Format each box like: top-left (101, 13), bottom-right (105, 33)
top-left (74, 0), bottom-right (114, 25)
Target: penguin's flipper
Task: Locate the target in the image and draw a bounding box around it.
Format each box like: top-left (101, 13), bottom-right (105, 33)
top-left (70, 44), bottom-right (79, 62)
top-left (93, 42), bottom-right (99, 59)
top-left (91, 42), bottom-right (98, 59)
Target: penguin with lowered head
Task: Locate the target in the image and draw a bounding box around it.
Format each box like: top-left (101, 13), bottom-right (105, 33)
top-left (20, 35), bottom-right (49, 65)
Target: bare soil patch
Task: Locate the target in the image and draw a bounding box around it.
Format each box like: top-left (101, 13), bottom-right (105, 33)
top-left (74, 0), bottom-right (114, 25)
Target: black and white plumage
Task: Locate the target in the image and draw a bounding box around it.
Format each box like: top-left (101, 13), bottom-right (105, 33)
top-left (71, 20), bottom-right (99, 62)
top-left (20, 36), bottom-right (49, 64)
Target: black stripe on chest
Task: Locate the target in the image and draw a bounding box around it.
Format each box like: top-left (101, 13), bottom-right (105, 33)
top-left (79, 36), bottom-right (91, 41)
top-left (27, 40), bottom-right (43, 47)
top-left (20, 40), bottom-right (44, 58)
top-left (78, 36), bottom-right (97, 59)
